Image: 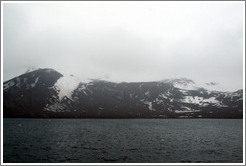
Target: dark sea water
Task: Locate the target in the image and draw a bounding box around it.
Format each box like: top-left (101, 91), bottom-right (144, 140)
top-left (3, 118), bottom-right (243, 163)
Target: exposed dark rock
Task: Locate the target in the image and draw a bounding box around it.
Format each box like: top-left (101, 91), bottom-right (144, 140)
top-left (3, 68), bottom-right (243, 118)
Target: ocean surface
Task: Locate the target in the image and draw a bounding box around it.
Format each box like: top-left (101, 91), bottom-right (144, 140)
top-left (3, 118), bottom-right (243, 163)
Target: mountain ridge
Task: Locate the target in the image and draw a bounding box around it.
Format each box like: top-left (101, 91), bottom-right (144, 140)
top-left (3, 68), bottom-right (243, 118)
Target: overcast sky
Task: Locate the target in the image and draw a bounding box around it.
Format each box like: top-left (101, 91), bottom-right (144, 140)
top-left (2, 1), bottom-right (244, 91)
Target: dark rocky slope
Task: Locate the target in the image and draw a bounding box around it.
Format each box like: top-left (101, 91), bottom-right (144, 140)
top-left (3, 68), bottom-right (243, 118)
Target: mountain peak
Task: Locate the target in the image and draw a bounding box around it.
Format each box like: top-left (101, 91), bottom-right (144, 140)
top-left (3, 68), bottom-right (62, 91)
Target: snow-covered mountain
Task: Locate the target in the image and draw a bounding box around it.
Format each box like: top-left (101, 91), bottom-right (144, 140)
top-left (3, 68), bottom-right (243, 118)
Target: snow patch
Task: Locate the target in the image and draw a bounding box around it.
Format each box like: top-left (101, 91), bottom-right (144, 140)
top-left (179, 89), bottom-right (188, 95)
top-left (144, 91), bottom-right (150, 96)
top-left (78, 84), bottom-right (88, 95)
top-left (202, 97), bottom-right (217, 103)
top-left (162, 78), bottom-right (235, 92)
top-left (54, 74), bottom-right (80, 100)
top-left (162, 78), bottom-right (197, 90)
top-left (3, 81), bottom-right (15, 90)
top-left (44, 103), bottom-right (67, 112)
top-left (144, 101), bottom-right (155, 111)
top-left (159, 93), bottom-right (168, 99)
top-left (154, 98), bottom-right (163, 104)
top-left (181, 96), bottom-right (228, 107)
top-left (180, 106), bottom-right (191, 111)
top-left (175, 110), bottom-right (200, 113)
top-left (139, 83), bottom-right (144, 90)
top-left (181, 96), bottom-right (204, 104)
top-left (178, 116), bottom-right (190, 118)
top-left (202, 97), bottom-right (227, 107)
top-left (16, 77), bottom-right (21, 88)
top-left (30, 77), bottom-right (39, 88)
top-left (78, 84), bottom-right (87, 90)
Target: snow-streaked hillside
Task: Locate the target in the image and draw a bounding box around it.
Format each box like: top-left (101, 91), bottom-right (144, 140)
top-left (161, 78), bottom-right (234, 92)
top-left (3, 68), bottom-right (243, 118)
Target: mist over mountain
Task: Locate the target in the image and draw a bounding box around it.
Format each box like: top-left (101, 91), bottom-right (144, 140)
top-left (3, 3), bottom-right (243, 92)
top-left (3, 68), bottom-right (243, 118)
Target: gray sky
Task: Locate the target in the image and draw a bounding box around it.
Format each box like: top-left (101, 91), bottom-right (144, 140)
top-left (2, 2), bottom-right (244, 91)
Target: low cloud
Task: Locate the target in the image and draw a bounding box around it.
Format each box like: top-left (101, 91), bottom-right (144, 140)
top-left (3, 2), bottom-right (244, 91)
